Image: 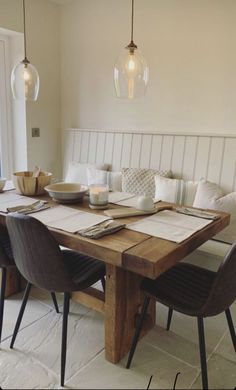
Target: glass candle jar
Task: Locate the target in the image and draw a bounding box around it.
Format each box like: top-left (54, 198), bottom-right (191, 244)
top-left (89, 184), bottom-right (109, 209)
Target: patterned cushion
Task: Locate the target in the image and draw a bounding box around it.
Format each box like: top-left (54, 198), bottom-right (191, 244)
top-left (122, 168), bottom-right (172, 197)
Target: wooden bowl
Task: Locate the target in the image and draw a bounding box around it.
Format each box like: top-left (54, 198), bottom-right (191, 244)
top-left (12, 171), bottom-right (52, 196)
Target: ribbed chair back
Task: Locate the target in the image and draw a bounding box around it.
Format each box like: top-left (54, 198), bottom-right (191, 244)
top-left (6, 214), bottom-right (74, 292)
top-left (201, 242), bottom-right (236, 317)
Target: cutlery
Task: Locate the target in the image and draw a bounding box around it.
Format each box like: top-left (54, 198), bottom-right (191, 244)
top-left (176, 207), bottom-right (219, 220)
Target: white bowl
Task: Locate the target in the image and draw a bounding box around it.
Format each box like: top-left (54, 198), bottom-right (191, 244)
top-left (45, 182), bottom-right (88, 203)
top-left (0, 178), bottom-right (6, 192)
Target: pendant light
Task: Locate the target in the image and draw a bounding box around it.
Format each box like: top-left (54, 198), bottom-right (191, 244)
top-left (114, 0), bottom-right (149, 99)
top-left (11, 0), bottom-right (39, 101)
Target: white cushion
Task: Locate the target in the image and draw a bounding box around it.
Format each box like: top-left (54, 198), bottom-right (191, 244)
top-left (122, 168), bottom-right (172, 197)
top-left (155, 175), bottom-right (199, 206)
top-left (193, 180), bottom-right (224, 206)
top-left (87, 168), bottom-right (122, 192)
top-left (65, 162), bottom-right (109, 185)
top-left (193, 180), bottom-right (236, 244)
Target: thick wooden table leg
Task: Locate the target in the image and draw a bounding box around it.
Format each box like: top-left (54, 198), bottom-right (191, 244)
top-left (105, 264), bottom-right (155, 363)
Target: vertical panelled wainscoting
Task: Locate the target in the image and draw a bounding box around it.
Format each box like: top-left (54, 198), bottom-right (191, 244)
top-left (63, 129), bottom-right (236, 194)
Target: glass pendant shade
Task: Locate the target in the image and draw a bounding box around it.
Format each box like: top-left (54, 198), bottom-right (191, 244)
top-left (11, 0), bottom-right (40, 101)
top-left (114, 48), bottom-right (149, 99)
top-left (114, 0), bottom-right (149, 99)
top-left (11, 60), bottom-right (40, 101)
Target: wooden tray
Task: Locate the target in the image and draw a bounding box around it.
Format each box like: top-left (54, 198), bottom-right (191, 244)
top-left (104, 205), bottom-right (173, 219)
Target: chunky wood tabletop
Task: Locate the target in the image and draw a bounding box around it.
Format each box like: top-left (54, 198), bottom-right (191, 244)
top-left (0, 193), bottom-right (230, 363)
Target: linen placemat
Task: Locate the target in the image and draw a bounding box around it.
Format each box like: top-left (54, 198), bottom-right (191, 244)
top-left (127, 210), bottom-right (212, 243)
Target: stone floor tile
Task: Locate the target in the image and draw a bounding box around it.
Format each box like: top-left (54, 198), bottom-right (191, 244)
top-left (191, 353), bottom-right (236, 389)
top-left (3, 303), bottom-right (104, 381)
top-left (144, 325), bottom-right (200, 367)
top-left (2, 292), bottom-right (52, 342)
top-left (0, 347), bottom-right (58, 389)
top-left (154, 302), bottom-right (229, 354)
top-left (67, 343), bottom-right (198, 389)
top-left (214, 330), bottom-right (236, 364)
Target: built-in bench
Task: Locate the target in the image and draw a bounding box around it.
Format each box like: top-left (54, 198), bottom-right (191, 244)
top-left (63, 128), bottom-right (236, 268)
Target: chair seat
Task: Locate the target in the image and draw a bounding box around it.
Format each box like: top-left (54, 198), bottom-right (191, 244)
top-left (62, 250), bottom-right (105, 291)
top-left (142, 263), bottom-right (216, 316)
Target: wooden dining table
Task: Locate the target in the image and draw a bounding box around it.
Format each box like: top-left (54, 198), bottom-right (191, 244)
top-left (0, 193), bottom-right (230, 364)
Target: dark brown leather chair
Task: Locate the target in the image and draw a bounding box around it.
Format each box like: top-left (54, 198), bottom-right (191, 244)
top-left (6, 213), bottom-right (106, 387)
top-left (0, 225), bottom-right (59, 344)
top-left (0, 225), bottom-right (15, 343)
top-left (126, 244), bottom-right (236, 390)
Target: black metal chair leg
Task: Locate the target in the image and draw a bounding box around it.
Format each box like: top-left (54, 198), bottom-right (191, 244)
top-left (197, 317), bottom-right (208, 390)
top-left (61, 292), bottom-right (70, 387)
top-left (10, 282), bottom-right (32, 349)
top-left (126, 296), bottom-right (150, 369)
top-left (0, 268), bottom-right (7, 343)
top-left (51, 292), bottom-right (59, 313)
top-left (166, 308), bottom-right (173, 331)
top-left (225, 308), bottom-right (236, 352)
top-left (101, 276), bottom-right (106, 293)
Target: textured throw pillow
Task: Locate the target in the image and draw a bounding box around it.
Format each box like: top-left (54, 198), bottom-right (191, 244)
top-left (122, 168), bottom-right (172, 197)
top-left (65, 162), bottom-right (109, 185)
top-left (193, 180), bottom-right (236, 244)
top-left (155, 175), bottom-right (199, 205)
top-left (87, 168), bottom-right (122, 192)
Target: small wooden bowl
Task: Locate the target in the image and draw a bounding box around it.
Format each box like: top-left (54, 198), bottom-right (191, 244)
top-left (12, 171), bottom-right (52, 196)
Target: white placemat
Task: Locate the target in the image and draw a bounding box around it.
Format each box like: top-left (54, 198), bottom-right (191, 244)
top-left (127, 210), bottom-right (212, 243)
top-left (33, 205), bottom-right (110, 233)
top-left (0, 194), bottom-right (37, 212)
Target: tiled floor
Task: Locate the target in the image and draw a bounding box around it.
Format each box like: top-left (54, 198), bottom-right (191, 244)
top-left (0, 251), bottom-right (235, 389)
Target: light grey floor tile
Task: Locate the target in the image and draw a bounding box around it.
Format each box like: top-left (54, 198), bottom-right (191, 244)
top-left (144, 325), bottom-right (200, 366)
top-left (154, 302), bottom-right (229, 355)
top-left (1, 282), bottom-right (235, 389)
top-left (2, 292), bottom-right (52, 342)
top-left (215, 330), bottom-right (236, 363)
top-left (3, 303), bottom-right (104, 381)
top-left (191, 354), bottom-right (236, 389)
top-left (67, 343), bottom-right (198, 389)
top-left (0, 347), bottom-right (58, 389)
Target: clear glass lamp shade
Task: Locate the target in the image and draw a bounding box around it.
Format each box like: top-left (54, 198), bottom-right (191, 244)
top-left (11, 61), bottom-right (40, 101)
top-left (114, 49), bottom-right (149, 99)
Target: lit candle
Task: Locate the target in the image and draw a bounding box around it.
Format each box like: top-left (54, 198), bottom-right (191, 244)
top-left (89, 184), bottom-right (109, 209)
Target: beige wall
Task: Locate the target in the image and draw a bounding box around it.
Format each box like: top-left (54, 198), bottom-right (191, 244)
top-left (1, 0), bottom-right (236, 179)
top-left (0, 0), bottom-right (61, 177)
top-left (60, 0), bottom-right (236, 134)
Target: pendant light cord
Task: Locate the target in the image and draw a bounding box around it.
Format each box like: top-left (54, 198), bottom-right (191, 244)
top-left (23, 0), bottom-right (27, 60)
top-left (131, 0), bottom-right (134, 43)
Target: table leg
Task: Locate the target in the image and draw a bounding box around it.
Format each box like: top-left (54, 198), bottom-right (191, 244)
top-left (105, 264), bottom-right (155, 363)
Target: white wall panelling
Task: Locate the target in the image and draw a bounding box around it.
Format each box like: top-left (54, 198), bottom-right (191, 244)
top-left (64, 129), bottom-right (236, 194)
